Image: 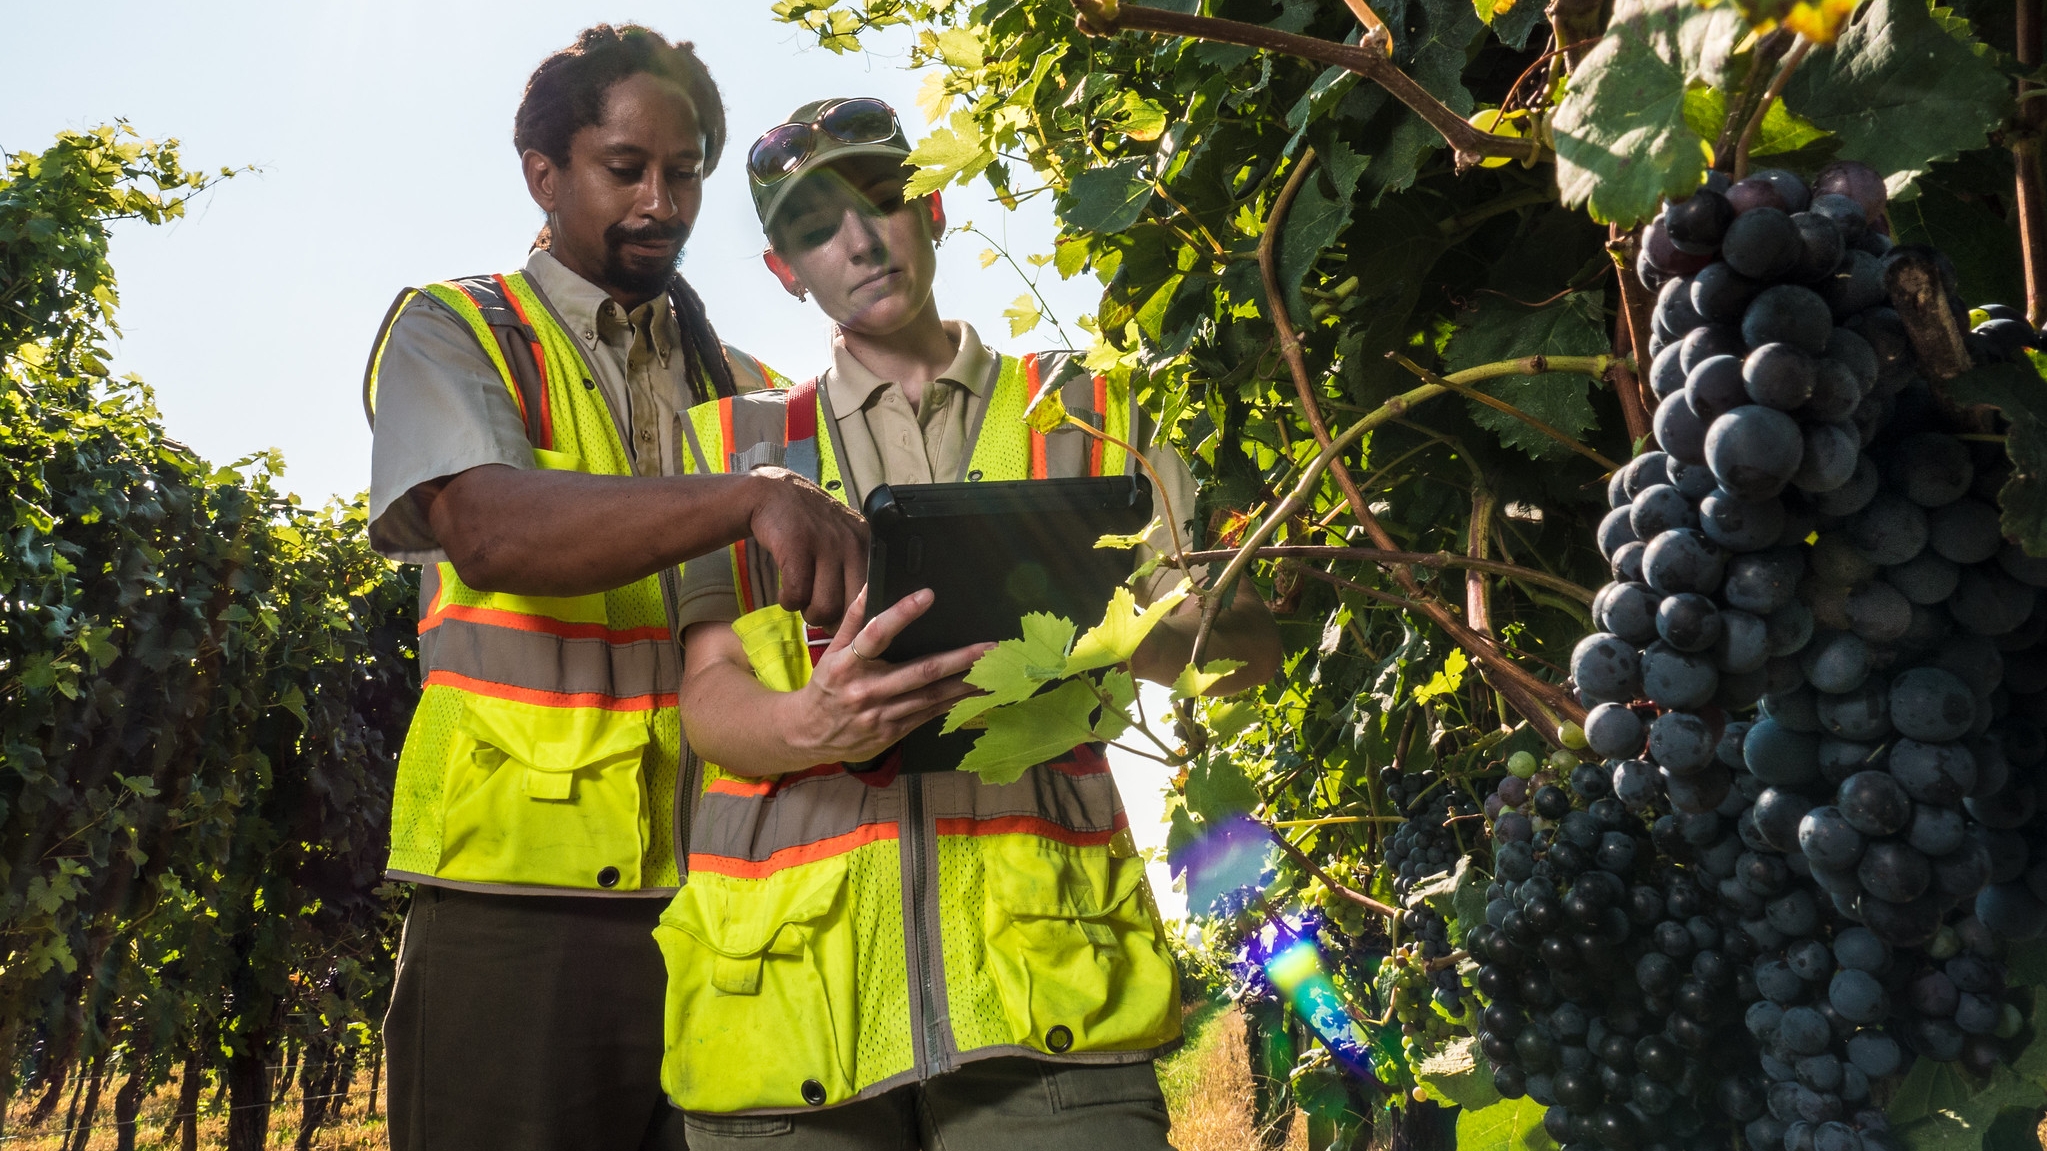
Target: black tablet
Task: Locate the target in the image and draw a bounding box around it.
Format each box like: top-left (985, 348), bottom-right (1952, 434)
top-left (862, 474), bottom-right (1154, 661)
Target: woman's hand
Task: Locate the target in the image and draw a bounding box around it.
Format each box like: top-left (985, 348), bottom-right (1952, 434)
top-left (778, 587), bottom-right (991, 767)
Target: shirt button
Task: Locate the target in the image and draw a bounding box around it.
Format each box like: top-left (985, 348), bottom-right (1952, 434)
top-left (582, 328), bottom-right (596, 342)
top-left (640, 429), bottom-right (655, 442)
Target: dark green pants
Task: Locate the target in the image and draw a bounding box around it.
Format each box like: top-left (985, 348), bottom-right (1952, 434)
top-left (384, 885), bottom-right (687, 1151)
top-left (680, 1057), bottom-right (1174, 1151)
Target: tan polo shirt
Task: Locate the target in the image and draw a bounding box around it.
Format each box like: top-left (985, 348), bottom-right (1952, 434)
top-left (366, 249), bottom-right (772, 564)
top-left (673, 321), bottom-right (1201, 632)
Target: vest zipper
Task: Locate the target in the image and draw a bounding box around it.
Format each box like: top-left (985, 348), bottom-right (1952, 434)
top-left (906, 774), bottom-right (946, 1078)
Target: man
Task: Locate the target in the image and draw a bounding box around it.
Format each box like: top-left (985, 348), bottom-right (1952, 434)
top-left (652, 99), bottom-right (1283, 1149)
top-left (361, 29), bottom-right (865, 1151)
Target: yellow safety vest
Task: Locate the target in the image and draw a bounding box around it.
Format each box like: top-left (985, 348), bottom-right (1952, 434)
top-left (363, 270), bottom-right (775, 895)
top-left (656, 351), bottom-right (1181, 1115)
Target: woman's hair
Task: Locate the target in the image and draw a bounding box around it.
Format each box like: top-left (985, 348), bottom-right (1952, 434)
top-left (513, 24), bottom-right (726, 174)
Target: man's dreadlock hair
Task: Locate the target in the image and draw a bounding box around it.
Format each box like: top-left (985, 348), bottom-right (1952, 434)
top-left (513, 25), bottom-right (738, 403)
top-left (514, 24), bottom-right (726, 173)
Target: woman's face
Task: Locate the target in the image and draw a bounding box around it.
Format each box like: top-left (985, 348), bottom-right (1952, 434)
top-left (769, 158), bottom-right (941, 337)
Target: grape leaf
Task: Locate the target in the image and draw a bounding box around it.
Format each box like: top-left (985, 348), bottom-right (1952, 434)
top-left (1454, 1095), bottom-right (1557, 1151)
top-left (1890, 171), bottom-right (2027, 313)
top-left (955, 679), bottom-right (1102, 785)
top-left (1170, 658), bottom-right (1245, 702)
top-left (944, 613), bottom-right (1077, 732)
top-left (1185, 755), bottom-right (1261, 822)
top-left (1061, 157), bottom-right (1154, 234)
top-left (1551, 0), bottom-right (1716, 227)
top-left (1778, 0), bottom-right (2012, 201)
top-left (1003, 294), bottom-right (1042, 338)
top-left (1679, 85), bottom-right (1827, 158)
top-left (1416, 1035), bottom-right (1501, 1110)
top-left (1443, 291), bottom-right (1610, 460)
top-left (1277, 166), bottom-right (1353, 324)
top-left (1094, 669), bottom-right (1138, 742)
top-left (904, 109), bottom-right (995, 198)
top-left (1891, 1065), bottom-right (2047, 1151)
top-left (1945, 357), bottom-right (2047, 557)
top-left (1889, 1054), bottom-right (1975, 1125)
top-left (1067, 581), bottom-right (1191, 674)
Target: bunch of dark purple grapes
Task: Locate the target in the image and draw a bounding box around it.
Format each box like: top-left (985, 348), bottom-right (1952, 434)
top-left (1556, 158), bottom-right (2047, 1151)
top-left (1469, 779), bottom-right (1743, 1151)
top-left (1385, 767), bottom-right (1482, 1011)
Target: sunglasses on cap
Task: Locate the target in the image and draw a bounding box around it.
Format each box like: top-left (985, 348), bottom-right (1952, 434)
top-left (747, 98), bottom-right (904, 187)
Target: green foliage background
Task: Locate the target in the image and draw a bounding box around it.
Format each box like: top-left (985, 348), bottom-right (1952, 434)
top-left (1, 128), bottom-right (417, 1148)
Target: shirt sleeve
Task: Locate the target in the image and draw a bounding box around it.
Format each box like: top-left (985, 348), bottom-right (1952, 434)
top-left (675, 547), bottom-right (745, 634)
top-left (1132, 411), bottom-right (1206, 605)
top-left (366, 292), bottom-right (536, 565)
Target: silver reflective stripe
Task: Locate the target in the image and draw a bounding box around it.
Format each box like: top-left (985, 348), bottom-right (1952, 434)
top-left (420, 616), bottom-right (677, 700)
top-left (687, 774), bottom-right (900, 865)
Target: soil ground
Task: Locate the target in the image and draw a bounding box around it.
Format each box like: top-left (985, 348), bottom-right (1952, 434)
top-left (2, 1003), bottom-right (1305, 1150)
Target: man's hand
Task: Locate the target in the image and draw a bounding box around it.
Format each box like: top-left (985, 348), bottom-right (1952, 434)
top-left (745, 467), bottom-right (869, 629)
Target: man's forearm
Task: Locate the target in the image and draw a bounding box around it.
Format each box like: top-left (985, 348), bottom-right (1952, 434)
top-left (426, 465), bottom-right (766, 598)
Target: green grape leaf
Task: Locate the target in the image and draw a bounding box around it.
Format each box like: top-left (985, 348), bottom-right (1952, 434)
top-left (1890, 171), bottom-right (2028, 314)
top-left (1276, 166), bottom-right (1353, 323)
top-left (1062, 157), bottom-right (1154, 234)
top-left (1679, 85), bottom-right (1827, 159)
top-left (1067, 582), bottom-right (1190, 675)
top-left (1411, 648), bottom-right (1469, 703)
top-left (1003, 294), bottom-right (1043, 338)
top-left (1443, 291), bottom-right (1610, 459)
top-left (1944, 357), bottom-right (2047, 556)
top-left (903, 110), bottom-right (995, 199)
top-left (1170, 659), bottom-right (1245, 702)
top-left (1416, 1036), bottom-right (1501, 1110)
top-left (1096, 517), bottom-right (1163, 551)
top-left (955, 679), bottom-right (1102, 785)
top-left (1778, 0), bottom-right (2012, 201)
top-left (944, 613), bottom-right (1077, 732)
top-left (1205, 697), bottom-right (1261, 740)
top-left (1094, 669), bottom-right (1138, 742)
top-left (1454, 1095), bottom-right (1557, 1151)
top-left (1551, 0), bottom-right (1715, 227)
top-left (1184, 755), bottom-right (1261, 822)
top-left (1891, 1065), bottom-right (2047, 1151)
top-left (1888, 1053), bottom-right (1975, 1125)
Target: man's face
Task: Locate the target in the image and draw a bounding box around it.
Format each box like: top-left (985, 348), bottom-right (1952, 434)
top-left (524, 71), bottom-right (704, 303)
top-left (770, 157), bottom-right (938, 336)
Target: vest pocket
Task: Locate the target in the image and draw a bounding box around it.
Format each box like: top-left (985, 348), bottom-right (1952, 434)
top-left (981, 838), bottom-right (1179, 1055)
top-left (435, 697), bottom-right (652, 890)
top-left (655, 859), bottom-right (857, 1112)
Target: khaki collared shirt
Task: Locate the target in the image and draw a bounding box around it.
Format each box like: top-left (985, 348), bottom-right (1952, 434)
top-left (366, 249), bottom-right (771, 564)
top-left (674, 321), bottom-right (1200, 632)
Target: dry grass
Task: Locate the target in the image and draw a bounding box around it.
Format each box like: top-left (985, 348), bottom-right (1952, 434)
top-left (2, 1067), bottom-right (387, 1151)
top-left (1158, 1001), bottom-right (1306, 1151)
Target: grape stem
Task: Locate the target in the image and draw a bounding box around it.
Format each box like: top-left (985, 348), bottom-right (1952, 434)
top-left (2016, 0), bottom-right (2047, 324)
top-left (1068, 0), bottom-right (1547, 168)
top-left (1386, 352), bottom-right (1623, 471)
top-left (1271, 826), bottom-right (1400, 918)
top-left (1733, 36), bottom-right (1812, 181)
top-left (1170, 545), bottom-right (1596, 604)
top-left (1606, 227), bottom-right (1659, 446)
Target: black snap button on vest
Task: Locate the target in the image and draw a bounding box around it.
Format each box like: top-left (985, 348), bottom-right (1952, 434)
top-left (825, 479), bottom-right (842, 490)
top-left (967, 469), bottom-right (984, 481)
top-left (800, 1079), bottom-right (827, 1106)
top-left (582, 377), bottom-right (595, 390)
top-left (1046, 1025), bottom-right (1073, 1053)
top-left (596, 866), bottom-right (621, 888)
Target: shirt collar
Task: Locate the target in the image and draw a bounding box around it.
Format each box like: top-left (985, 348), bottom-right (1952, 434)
top-left (825, 320), bottom-right (994, 413)
top-left (524, 249), bottom-right (676, 364)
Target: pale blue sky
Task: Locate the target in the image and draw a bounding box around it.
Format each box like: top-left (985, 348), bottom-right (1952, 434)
top-left (0, 1), bottom-right (1099, 504)
top-left (1, 2), bottom-right (1184, 911)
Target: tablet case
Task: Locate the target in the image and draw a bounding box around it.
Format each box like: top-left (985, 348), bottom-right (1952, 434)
top-left (862, 474), bottom-right (1154, 661)
top-left (858, 475), bottom-right (1154, 776)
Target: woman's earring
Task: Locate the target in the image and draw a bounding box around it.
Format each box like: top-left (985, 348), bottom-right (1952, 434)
top-left (797, 287), bottom-right (809, 302)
